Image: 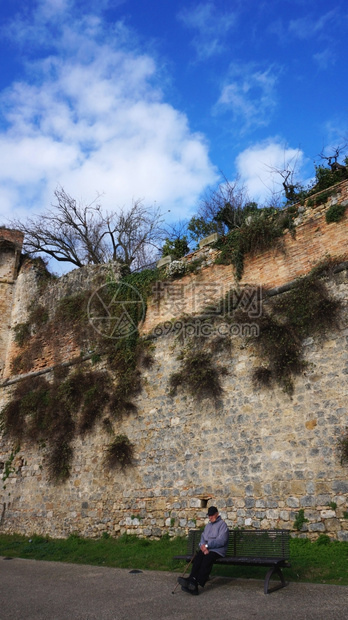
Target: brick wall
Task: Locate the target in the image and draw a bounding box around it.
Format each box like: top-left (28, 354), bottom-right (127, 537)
top-left (142, 180), bottom-right (348, 333)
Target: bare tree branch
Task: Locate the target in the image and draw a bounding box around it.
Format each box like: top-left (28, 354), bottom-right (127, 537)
top-left (318, 144), bottom-right (348, 171)
top-left (11, 187), bottom-right (164, 271)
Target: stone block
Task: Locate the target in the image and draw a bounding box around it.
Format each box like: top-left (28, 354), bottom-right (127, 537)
top-left (308, 522), bottom-right (325, 532)
top-left (156, 255), bottom-right (172, 268)
top-left (198, 233), bottom-right (219, 248)
top-left (287, 497), bottom-right (300, 508)
top-left (332, 481), bottom-right (348, 494)
top-left (300, 496), bottom-right (316, 507)
top-left (266, 509), bottom-right (279, 520)
top-left (189, 498), bottom-right (201, 508)
top-left (290, 481), bottom-right (306, 494)
top-left (324, 518), bottom-right (341, 531)
top-left (320, 510), bottom-right (336, 519)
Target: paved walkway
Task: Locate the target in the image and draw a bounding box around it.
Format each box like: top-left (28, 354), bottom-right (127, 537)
top-left (0, 556), bottom-right (347, 620)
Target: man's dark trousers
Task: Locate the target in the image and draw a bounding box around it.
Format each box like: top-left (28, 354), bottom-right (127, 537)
top-left (189, 550), bottom-right (220, 587)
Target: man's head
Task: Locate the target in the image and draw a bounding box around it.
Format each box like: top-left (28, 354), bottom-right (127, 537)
top-left (207, 506), bottom-right (219, 522)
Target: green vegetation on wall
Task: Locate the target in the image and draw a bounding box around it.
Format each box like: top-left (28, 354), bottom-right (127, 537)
top-left (214, 206), bottom-right (296, 280)
top-left (325, 203), bottom-right (347, 224)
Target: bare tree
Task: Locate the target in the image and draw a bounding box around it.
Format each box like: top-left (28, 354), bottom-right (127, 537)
top-left (199, 175), bottom-right (249, 230)
top-left (318, 144), bottom-right (347, 171)
top-left (11, 187), bottom-right (164, 270)
top-left (188, 175), bottom-right (250, 242)
top-left (264, 151), bottom-right (304, 204)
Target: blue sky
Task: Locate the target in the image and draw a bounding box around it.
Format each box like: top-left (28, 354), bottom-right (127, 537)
top-left (1, 0), bottom-right (348, 230)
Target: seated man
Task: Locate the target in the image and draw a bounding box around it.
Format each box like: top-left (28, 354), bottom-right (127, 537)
top-left (178, 506), bottom-right (229, 595)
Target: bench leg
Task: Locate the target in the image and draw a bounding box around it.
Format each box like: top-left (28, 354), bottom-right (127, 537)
top-left (264, 566), bottom-right (287, 594)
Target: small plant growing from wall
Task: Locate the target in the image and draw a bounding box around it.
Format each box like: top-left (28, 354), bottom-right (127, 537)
top-left (105, 434), bottom-right (134, 469)
top-left (13, 322), bottom-right (31, 347)
top-left (293, 509), bottom-right (309, 531)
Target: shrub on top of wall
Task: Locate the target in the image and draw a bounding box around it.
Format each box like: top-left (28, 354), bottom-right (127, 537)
top-left (325, 203), bottom-right (347, 224)
top-left (214, 207), bottom-right (295, 280)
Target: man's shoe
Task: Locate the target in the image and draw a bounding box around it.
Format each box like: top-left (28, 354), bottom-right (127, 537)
top-left (181, 585), bottom-right (199, 595)
top-left (177, 577), bottom-right (190, 587)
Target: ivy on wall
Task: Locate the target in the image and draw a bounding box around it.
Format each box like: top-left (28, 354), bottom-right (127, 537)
top-left (169, 346), bottom-right (227, 402)
top-left (240, 268), bottom-right (343, 396)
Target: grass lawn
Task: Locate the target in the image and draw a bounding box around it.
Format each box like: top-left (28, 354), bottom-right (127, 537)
top-left (0, 532), bottom-right (347, 586)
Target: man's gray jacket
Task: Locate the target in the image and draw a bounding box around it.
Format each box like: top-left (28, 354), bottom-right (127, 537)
top-left (199, 516), bottom-right (229, 557)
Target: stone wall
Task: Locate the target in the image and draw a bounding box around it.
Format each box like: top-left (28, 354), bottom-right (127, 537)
top-left (0, 189), bottom-right (347, 540)
top-left (0, 229), bottom-right (23, 380)
top-left (0, 271), bottom-right (347, 540)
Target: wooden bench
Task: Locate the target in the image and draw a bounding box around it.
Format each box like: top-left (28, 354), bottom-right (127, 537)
top-left (174, 528), bottom-right (291, 594)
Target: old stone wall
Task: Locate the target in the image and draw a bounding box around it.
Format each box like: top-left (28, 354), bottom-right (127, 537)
top-left (0, 229), bottom-right (23, 380)
top-left (0, 189), bottom-right (347, 540)
top-left (0, 270), bottom-right (347, 540)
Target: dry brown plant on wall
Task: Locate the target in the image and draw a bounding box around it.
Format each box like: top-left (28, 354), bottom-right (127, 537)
top-left (168, 337), bottom-right (228, 403)
top-left (246, 271), bottom-right (343, 396)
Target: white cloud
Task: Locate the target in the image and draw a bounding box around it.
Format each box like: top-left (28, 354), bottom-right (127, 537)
top-left (235, 140), bottom-right (308, 203)
top-left (313, 48), bottom-right (336, 70)
top-left (0, 5), bottom-right (217, 225)
top-left (289, 9), bottom-right (339, 40)
top-left (216, 63), bottom-right (279, 131)
top-left (177, 2), bottom-right (237, 60)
